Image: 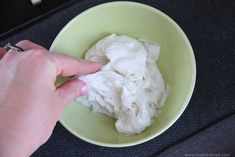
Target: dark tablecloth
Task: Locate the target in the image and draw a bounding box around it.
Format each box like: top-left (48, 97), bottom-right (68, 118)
top-left (1, 0), bottom-right (235, 157)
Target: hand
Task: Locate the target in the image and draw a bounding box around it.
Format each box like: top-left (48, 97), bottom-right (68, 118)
top-left (0, 40), bottom-right (101, 157)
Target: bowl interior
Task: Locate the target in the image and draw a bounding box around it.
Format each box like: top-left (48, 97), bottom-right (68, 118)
top-left (50, 2), bottom-right (196, 147)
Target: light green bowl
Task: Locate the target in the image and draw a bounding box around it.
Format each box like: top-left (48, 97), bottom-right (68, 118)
top-left (50, 2), bottom-right (196, 147)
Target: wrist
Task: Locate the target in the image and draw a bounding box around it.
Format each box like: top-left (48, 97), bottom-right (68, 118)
top-left (0, 130), bottom-right (33, 157)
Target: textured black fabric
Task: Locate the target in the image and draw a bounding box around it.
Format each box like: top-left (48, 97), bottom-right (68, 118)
top-left (158, 114), bottom-right (235, 157)
top-left (0, 0), bottom-right (75, 34)
top-left (0, 0), bottom-right (235, 157)
top-left (0, 0), bottom-right (78, 38)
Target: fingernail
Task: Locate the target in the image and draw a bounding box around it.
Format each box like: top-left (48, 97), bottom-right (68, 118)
top-left (96, 66), bottom-right (102, 72)
top-left (96, 61), bottom-right (104, 66)
top-left (95, 62), bottom-right (103, 71)
top-left (80, 84), bottom-right (88, 96)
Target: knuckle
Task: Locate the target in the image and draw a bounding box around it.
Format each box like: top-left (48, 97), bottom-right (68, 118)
top-left (25, 49), bottom-right (57, 73)
top-left (17, 40), bottom-right (32, 46)
top-left (26, 49), bottom-right (49, 65)
top-left (27, 49), bottom-right (48, 57)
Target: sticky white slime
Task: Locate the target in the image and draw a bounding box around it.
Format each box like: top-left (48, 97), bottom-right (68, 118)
top-left (76, 34), bottom-right (168, 134)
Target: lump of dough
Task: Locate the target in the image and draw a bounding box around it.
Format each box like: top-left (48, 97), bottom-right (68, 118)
top-left (76, 34), bottom-right (167, 135)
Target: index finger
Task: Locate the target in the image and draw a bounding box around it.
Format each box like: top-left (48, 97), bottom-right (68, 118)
top-left (50, 53), bottom-right (101, 76)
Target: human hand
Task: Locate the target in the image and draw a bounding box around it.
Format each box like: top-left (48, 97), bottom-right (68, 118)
top-left (0, 41), bottom-right (101, 157)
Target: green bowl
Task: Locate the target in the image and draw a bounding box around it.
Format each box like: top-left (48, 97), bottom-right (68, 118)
top-left (50, 2), bottom-right (196, 147)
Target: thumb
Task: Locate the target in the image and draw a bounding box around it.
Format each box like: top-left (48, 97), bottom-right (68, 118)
top-left (56, 79), bottom-right (88, 106)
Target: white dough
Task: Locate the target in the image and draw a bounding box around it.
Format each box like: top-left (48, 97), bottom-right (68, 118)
top-left (76, 34), bottom-right (167, 134)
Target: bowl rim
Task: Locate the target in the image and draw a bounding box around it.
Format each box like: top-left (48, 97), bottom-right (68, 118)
top-left (50, 1), bottom-right (197, 148)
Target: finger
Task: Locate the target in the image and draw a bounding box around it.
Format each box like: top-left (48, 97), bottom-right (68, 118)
top-left (0, 48), bottom-right (7, 59)
top-left (51, 53), bottom-right (101, 76)
top-left (16, 40), bottom-right (47, 51)
top-left (56, 79), bottom-right (88, 106)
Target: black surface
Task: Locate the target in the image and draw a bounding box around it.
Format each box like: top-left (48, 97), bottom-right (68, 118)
top-left (158, 114), bottom-right (235, 157)
top-left (0, 0), bottom-right (74, 34)
top-left (0, 0), bottom-right (235, 156)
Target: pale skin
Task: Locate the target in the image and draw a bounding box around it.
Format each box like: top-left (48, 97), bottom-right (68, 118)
top-left (0, 40), bottom-right (101, 157)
